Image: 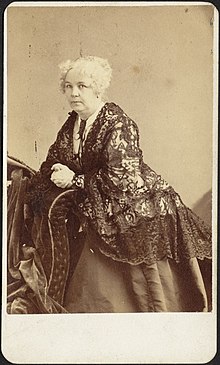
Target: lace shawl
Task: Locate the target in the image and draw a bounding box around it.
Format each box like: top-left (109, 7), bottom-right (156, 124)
top-left (27, 102), bottom-right (212, 265)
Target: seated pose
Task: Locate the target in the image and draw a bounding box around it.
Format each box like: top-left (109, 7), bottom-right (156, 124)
top-left (8, 56), bottom-right (212, 313)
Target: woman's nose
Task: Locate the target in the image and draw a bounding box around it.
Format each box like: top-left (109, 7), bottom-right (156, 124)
top-left (71, 86), bottom-right (79, 97)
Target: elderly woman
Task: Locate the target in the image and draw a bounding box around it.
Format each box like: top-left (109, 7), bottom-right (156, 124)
top-left (23, 56), bottom-right (212, 314)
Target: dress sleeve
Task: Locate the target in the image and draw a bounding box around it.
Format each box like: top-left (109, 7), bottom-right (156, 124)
top-left (25, 129), bottom-right (67, 213)
top-left (84, 117), bottom-right (164, 235)
top-left (101, 119), bottom-right (149, 197)
top-left (101, 118), bottom-right (170, 198)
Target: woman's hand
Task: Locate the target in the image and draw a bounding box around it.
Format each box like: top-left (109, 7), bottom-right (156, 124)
top-left (51, 163), bottom-right (75, 188)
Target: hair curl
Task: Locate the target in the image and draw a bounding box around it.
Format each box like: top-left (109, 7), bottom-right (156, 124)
top-left (59, 56), bottom-right (112, 95)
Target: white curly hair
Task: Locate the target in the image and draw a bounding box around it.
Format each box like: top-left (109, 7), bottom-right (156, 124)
top-left (59, 56), bottom-right (112, 95)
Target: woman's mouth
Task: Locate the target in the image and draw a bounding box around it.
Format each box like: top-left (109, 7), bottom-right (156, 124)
top-left (72, 101), bottom-right (82, 104)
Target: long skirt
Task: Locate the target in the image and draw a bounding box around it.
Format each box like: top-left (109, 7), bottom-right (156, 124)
top-left (64, 235), bottom-right (212, 313)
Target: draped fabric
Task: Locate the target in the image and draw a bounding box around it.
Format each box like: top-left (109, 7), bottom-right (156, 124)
top-left (7, 102), bottom-right (212, 313)
top-left (7, 168), bottom-right (70, 313)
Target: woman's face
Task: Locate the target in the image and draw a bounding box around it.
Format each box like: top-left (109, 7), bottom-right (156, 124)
top-left (64, 68), bottom-right (100, 119)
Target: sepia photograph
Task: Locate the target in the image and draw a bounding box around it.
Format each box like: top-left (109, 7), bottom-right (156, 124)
top-left (2, 1), bottom-right (218, 363)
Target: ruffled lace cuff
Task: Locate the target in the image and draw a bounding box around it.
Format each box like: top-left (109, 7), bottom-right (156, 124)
top-left (71, 174), bottom-right (84, 189)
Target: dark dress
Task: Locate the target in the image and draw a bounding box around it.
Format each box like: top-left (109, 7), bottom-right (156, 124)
top-left (12, 102), bottom-right (211, 313)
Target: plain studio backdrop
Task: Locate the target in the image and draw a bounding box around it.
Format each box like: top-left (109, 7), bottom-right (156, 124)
top-left (7, 4), bottom-right (213, 210)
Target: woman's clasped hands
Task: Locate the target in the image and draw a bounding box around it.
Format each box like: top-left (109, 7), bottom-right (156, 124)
top-left (51, 163), bottom-right (75, 188)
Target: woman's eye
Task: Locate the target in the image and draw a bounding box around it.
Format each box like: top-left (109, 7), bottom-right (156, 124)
top-left (78, 84), bottom-right (87, 89)
top-left (65, 84), bottom-right (72, 89)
